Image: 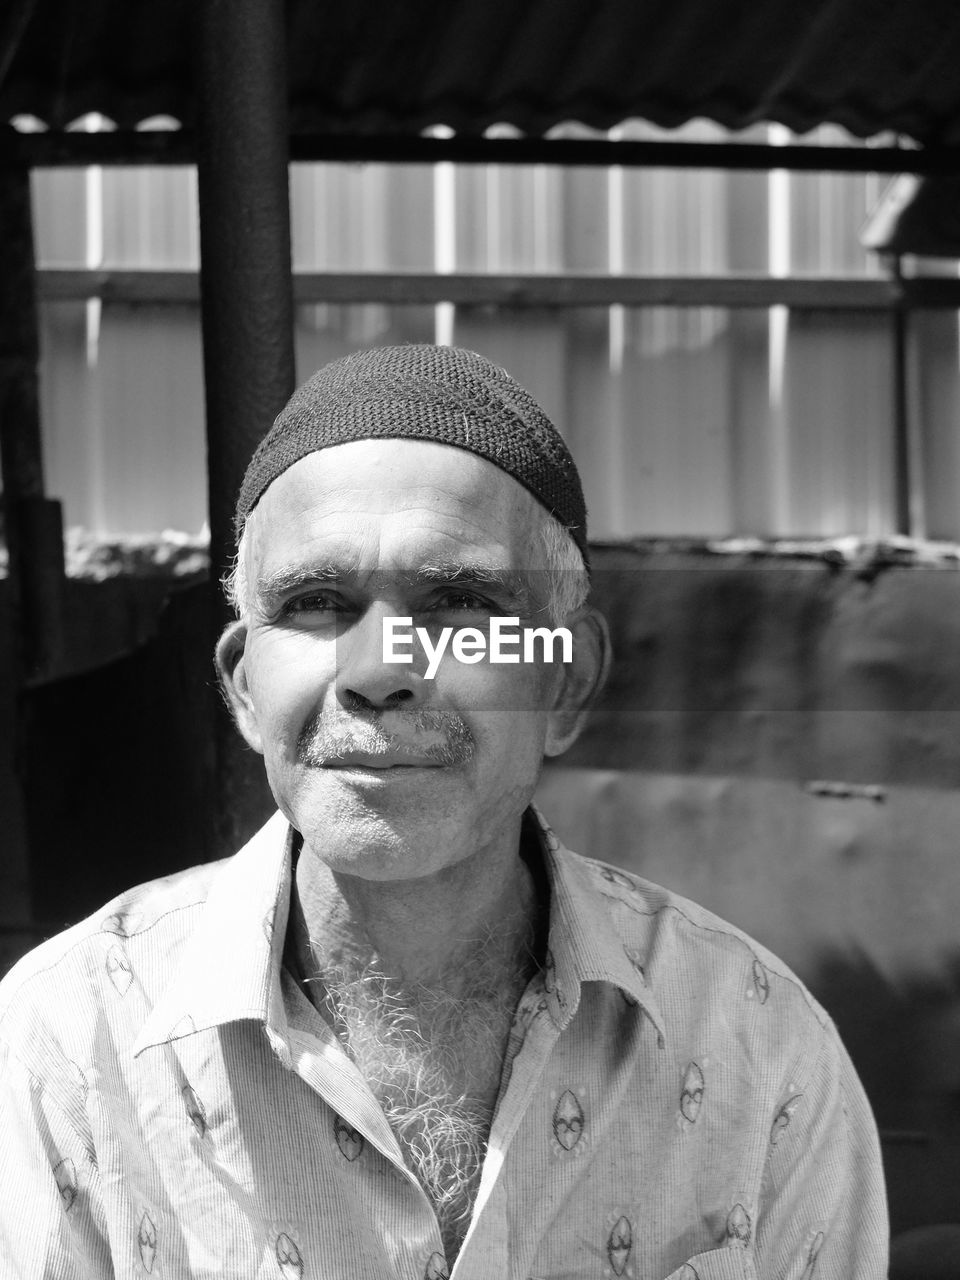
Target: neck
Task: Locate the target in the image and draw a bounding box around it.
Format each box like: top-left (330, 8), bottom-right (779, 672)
top-left (290, 823), bottom-right (540, 993)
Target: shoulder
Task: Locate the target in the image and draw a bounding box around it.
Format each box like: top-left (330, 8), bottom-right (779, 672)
top-left (0, 860), bottom-right (224, 1068)
top-left (562, 844), bottom-right (838, 1079)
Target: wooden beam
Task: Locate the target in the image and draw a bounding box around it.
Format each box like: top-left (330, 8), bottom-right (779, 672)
top-left (0, 158), bottom-right (65, 682)
top-left (10, 128), bottom-right (960, 175)
top-left (0, 151), bottom-right (61, 948)
top-left (34, 268), bottom-right (960, 310)
top-left (286, 136), bottom-right (960, 176)
top-left (4, 126), bottom-right (195, 167)
top-left (38, 269), bottom-right (201, 303)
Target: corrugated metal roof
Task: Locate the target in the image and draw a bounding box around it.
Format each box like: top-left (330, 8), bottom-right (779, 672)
top-left (3, 0), bottom-right (960, 142)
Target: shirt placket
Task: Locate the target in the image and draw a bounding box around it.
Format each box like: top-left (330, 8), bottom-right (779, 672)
top-left (282, 994), bottom-right (447, 1280)
top-left (450, 984), bottom-right (564, 1280)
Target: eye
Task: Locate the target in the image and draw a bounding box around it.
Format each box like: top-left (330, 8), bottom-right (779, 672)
top-left (428, 589), bottom-right (493, 613)
top-left (281, 590), bottom-right (348, 617)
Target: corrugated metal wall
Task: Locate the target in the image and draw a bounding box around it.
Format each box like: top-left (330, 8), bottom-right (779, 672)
top-left (28, 119), bottom-right (960, 541)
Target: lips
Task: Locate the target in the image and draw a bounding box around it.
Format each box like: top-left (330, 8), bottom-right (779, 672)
top-left (323, 750), bottom-right (440, 769)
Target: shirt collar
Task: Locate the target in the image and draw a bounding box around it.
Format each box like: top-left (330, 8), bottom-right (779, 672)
top-left (133, 811), bottom-right (295, 1061)
top-left (529, 805), bottom-right (667, 1044)
top-left (133, 805), bottom-right (666, 1058)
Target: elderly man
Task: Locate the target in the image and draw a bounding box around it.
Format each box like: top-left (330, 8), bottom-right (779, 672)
top-left (0, 345), bottom-right (886, 1279)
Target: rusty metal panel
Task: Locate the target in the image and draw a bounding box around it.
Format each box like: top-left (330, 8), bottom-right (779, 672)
top-left (539, 542), bottom-right (960, 1232)
top-left (571, 545), bottom-right (960, 787)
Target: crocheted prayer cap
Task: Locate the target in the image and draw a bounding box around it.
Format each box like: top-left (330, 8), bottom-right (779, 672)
top-left (235, 344), bottom-right (589, 562)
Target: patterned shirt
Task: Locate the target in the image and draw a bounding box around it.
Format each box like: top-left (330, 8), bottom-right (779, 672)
top-left (0, 808), bottom-right (887, 1280)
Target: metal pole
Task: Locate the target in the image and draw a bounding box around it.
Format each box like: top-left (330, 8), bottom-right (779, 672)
top-left (196, 0), bottom-right (295, 856)
top-left (890, 255), bottom-right (914, 536)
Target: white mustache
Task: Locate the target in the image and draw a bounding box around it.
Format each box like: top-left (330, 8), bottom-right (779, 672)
top-left (297, 707), bottom-right (475, 769)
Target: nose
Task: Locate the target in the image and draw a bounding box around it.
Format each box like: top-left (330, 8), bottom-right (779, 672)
top-left (335, 603), bottom-right (424, 711)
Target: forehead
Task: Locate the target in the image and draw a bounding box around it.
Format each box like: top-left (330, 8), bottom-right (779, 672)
top-left (247, 437), bottom-right (545, 571)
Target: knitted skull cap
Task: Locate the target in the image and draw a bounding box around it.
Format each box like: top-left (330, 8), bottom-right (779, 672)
top-left (235, 344), bottom-right (589, 564)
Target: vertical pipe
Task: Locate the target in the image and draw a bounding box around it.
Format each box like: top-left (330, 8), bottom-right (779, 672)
top-left (767, 125), bottom-right (792, 536)
top-left (890, 256), bottom-right (913, 536)
top-left (196, 0), bottom-right (296, 855)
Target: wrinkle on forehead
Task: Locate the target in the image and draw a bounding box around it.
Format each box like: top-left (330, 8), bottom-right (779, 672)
top-left (246, 440), bottom-right (546, 577)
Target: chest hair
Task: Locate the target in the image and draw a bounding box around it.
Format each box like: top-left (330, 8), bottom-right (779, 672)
top-left (321, 958), bottom-right (533, 1261)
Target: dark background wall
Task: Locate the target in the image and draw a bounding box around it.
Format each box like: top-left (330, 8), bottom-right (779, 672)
top-left (3, 541), bottom-right (960, 1236)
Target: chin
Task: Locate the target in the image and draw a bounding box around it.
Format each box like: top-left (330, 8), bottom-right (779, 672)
top-left (293, 801), bottom-right (461, 882)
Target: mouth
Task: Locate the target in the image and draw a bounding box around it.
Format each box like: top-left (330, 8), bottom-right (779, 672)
top-left (321, 751), bottom-right (442, 770)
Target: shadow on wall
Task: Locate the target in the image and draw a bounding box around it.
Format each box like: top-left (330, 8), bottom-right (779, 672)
top-left (17, 578), bottom-right (267, 932)
top-left (810, 949), bottom-right (960, 1236)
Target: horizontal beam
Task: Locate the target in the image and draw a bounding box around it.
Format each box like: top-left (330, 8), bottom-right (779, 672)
top-left (288, 136), bottom-right (960, 176)
top-left (9, 128), bottom-right (960, 175)
top-left (34, 269), bottom-right (960, 309)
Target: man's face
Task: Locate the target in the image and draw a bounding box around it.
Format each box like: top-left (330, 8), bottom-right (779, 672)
top-left (228, 438), bottom-right (576, 882)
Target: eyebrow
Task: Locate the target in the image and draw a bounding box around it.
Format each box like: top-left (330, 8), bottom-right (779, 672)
top-left (254, 560), bottom-right (536, 614)
top-left (254, 564), bottom-right (342, 614)
top-left (414, 561), bottom-right (535, 612)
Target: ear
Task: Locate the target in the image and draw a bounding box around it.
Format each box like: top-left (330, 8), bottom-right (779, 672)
top-left (215, 620), bottom-right (264, 754)
top-left (544, 607), bottom-right (612, 758)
